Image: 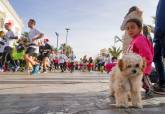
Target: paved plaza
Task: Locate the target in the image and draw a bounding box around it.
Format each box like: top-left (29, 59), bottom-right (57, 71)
top-left (0, 71), bottom-right (165, 114)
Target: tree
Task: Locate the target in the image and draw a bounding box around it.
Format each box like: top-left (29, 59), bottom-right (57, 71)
top-left (59, 43), bottom-right (73, 56)
top-left (21, 32), bottom-right (29, 39)
top-left (108, 46), bottom-right (122, 58)
top-left (53, 47), bottom-right (58, 53)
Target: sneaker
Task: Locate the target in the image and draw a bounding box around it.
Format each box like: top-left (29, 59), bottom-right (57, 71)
top-left (160, 83), bottom-right (165, 88)
top-left (145, 89), bottom-right (154, 98)
top-left (43, 70), bottom-right (47, 73)
top-left (153, 83), bottom-right (165, 93)
top-left (154, 83), bottom-right (165, 88)
top-left (15, 66), bottom-right (20, 72)
top-left (31, 64), bottom-right (40, 75)
top-left (0, 68), bottom-right (4, 72)
top-left (10, 67), bottom-right (15, 72)
top-left (42, 69), bottom-right (47, 73)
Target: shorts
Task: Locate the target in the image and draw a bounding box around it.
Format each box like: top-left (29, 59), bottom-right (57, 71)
top-left (0, 53), bottom-right (2, 58)
top-left (25, 47), bottom-right (38, 57)
top-left (4, 46), bottom-right (12, 54)
top-left (38, 52), bottom-right (49, 61)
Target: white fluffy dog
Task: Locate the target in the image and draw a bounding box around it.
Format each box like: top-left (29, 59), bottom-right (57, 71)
top-left (109, 53), bottom-right (146, 108)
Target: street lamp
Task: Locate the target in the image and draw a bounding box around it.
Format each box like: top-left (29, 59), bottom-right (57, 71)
top-left (65, 27), bottom-right (70, 45)
top-left (55, 32), bottom-right (59, 49)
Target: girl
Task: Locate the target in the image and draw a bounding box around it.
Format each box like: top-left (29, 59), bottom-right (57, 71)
top-left (121, 6), bottom-right (143, 53)
top-left (126, 18), bottom-right (154, 96)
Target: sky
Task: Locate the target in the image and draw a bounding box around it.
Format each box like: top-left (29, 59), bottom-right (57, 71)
top-left (9, 0), bottom-right (158, 59)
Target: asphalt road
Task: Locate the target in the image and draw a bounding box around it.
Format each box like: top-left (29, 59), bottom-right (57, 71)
top-left (0, 71), bottom-right (164, 114)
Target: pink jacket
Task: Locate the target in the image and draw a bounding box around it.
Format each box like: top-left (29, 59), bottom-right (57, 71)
top-left (127, 34), bottom-right (154, 75)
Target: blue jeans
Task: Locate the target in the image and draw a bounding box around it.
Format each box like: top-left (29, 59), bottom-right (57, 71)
top-left (153, 40), bottom-right (165, 86)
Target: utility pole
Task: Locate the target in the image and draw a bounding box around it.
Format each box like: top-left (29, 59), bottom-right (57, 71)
top-left (55, 32), bottom-right (59, 50)
top-left (65, 28), bottom-right (70, 45)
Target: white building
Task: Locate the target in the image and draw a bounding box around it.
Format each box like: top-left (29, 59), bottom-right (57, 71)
top-left (0, 0), bottom-right (23, 36)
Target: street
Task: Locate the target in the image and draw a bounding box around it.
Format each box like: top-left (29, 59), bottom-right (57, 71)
top-left (0, 71), bottom-right (165, 114)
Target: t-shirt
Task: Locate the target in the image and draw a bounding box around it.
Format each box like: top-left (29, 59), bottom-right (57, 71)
top-left (39, 43), bottom-right (52, 53)
top-left (44, 43), bottom-right (52, 50)
top-left (69, 54), bottom-right (76, 62)
top-left (49, 53), bottom-right (56, 62)
top-left (28, 28), bottom-right (42, 45)
top-left (59, 54), bottom-right (68, 63)
top-left (82, 58), bottom-right (87, 63)
top-left (5, 31), bottom-right (16, 48)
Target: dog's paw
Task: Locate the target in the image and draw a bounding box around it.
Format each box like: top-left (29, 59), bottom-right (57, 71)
top-left (109, 90), bottom-right (114, 97)
top-left (132, 104), bottom-right (143, 108)
top-left (116, 104), bottom-right (129, 108)
top-left (109, 92), bottom-right (115, 97)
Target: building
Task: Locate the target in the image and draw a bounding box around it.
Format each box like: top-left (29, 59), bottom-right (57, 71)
top-left (0, 0), bottom-right (23, 36)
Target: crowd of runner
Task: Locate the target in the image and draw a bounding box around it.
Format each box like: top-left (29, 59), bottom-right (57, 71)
top-left (0, 19), bottom-right (116, 74)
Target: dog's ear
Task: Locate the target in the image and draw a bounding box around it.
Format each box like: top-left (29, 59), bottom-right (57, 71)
top-left (118, 59), bottom-right (124, 71)
top-left (141, 58), bottom-right (146, 71)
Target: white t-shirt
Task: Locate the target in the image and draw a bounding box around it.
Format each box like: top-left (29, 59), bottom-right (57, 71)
top-left (59, 54), bottom-right (68, 63)
top-left (28, 28), bottom-right (43, 45)
top-left (69, 54), bottom-right (76, 62)
top-left (29, 28), bottom-right (43, 54)
top-left (28, 44), bottom-right (39, 54)
top-left (5, 31), bottom-right (16, 48)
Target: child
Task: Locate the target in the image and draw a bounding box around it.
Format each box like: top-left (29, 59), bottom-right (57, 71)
top-left (24, 19), bottom-right (44, 75)
top-left (39, 38), bottom-right (52, 73)
top-left (59, 51), bottom-right (67, 72)
top-left (87, 57), bottom-right (93, 72)
top-left (68, 51), bottom-right (76, 73)
top-left (24, 43), bottom-right (39, 74)
top-left (121, 6), bottom-right (143, 53)
top-left (53, 53), bottom-right (59, 70)
top-left (105, 57), bottom-right (117, 73)
top-left (126, 18), bottom-right (154, 95)
top-left (1, 23), bottom-right (19, 71)
top-left (28, 19), bottom-right (44, 46)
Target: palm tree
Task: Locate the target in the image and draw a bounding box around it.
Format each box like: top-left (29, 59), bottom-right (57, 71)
top-left (21, 32), bottom-right (29, 39)
top-left (53, 47), bottom-right (58, 53)
top-left (108, 46), bottom-right (122, 58)
top-left (67, 47), bottom-right (72, 56)
top-left (59, 43), bottom-right (73, 56)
